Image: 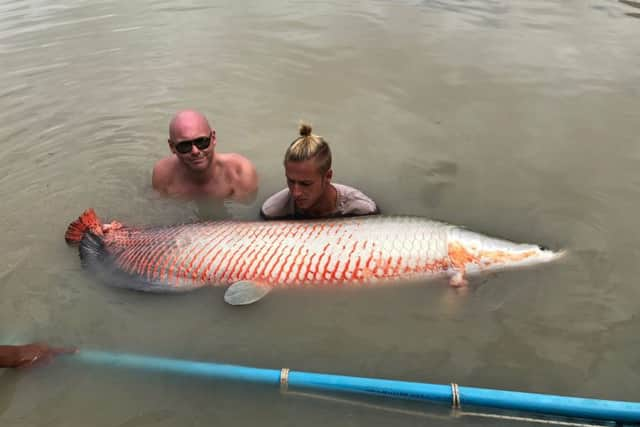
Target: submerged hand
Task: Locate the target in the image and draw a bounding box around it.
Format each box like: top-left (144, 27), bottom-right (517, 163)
top-left (0, 343), bottom-right (77, 368)
top-left (102, 221), bottom-right (123, 233)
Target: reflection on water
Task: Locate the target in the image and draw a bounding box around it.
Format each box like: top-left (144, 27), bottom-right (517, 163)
top-left (0, 372), bottom-right (18, 417)
top-left (619, 0), bottom-right (640, 17)
top-left (620, 0), bottom-right (640, 8)
top-left (194, 199), bottom-right (232, 221)
top-left (1, 0), bottom-right (639, 426)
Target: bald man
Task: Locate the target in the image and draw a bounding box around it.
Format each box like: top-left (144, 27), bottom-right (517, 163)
top-left (152, 110), bottom-right (258, 202)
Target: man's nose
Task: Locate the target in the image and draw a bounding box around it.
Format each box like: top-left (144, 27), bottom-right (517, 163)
top-left (190, 144), bottom-right (201, 154)
top-left (291, 185), bottom-right (303, 197)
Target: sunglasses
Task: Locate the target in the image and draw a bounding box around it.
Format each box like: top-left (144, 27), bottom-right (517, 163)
top-left (173, 133), bottom-right (213, 154)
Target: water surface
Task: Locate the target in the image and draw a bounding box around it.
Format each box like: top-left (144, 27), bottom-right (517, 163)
top-left (1, 1), bottom-right (639, 426)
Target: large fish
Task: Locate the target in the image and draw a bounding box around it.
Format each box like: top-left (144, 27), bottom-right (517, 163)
top-left (65, 209), bottom-right (564, 305)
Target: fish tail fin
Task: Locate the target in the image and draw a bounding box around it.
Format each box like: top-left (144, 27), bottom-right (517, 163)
top-left (65, 209), bottom-right (104, 245)
top-left (79, 231), bottom-right (108, 268)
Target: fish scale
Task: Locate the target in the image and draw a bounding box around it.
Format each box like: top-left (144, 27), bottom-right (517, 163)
top-left (100, 217), bottom-right (451, 289)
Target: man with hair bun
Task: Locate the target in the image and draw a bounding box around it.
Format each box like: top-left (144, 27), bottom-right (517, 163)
top-left (261, 122), bottom-right (378, 220)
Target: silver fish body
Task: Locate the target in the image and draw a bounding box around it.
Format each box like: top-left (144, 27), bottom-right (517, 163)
top-left (66, 210), bottom-right (563, 295)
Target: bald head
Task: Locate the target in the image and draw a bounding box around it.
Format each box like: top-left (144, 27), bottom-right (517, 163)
top-left (169, 110), bottom-right (212, 142)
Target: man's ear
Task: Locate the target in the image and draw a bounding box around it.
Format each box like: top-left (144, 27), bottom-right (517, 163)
top-left (168, 139), bottom-right (177, 154)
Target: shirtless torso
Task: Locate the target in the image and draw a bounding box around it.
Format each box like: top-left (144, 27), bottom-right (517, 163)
top-left (152, 152), bottom-right (257, 202)
top-left (152, 110), bottom-right (258, 202)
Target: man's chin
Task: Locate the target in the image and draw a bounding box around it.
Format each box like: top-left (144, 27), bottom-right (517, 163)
top-left (186, 160), bottom-right (210, 172)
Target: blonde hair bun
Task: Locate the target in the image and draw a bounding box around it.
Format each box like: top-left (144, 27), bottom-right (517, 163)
top-left (299, 121), bottom-right (313, 137)
top-left (285, 121), bottom-right (332, 173)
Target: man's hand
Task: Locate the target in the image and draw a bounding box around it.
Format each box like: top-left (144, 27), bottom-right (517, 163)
top-left (102, 220), bottom-right (124, 233)
top-left (0, 343), bottom-right (77, 368)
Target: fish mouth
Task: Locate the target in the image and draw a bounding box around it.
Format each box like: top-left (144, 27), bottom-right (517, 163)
top-left (539, 247), bottom-right (567, 261)
top-left (479, 245), bottom-right (567, 270)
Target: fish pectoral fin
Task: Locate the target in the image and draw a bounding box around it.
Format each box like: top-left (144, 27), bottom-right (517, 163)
top-left (448, 271), bottom-right (468, 287)
top-left (224, 281), bottom-right (271, 306)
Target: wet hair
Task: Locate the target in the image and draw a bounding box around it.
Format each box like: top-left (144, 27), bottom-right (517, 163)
top-left (284, 122), bottom-right (332, 174)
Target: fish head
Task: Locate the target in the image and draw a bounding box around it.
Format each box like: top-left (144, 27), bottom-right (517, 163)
top-left (448, 228), bottom-right (565, 275)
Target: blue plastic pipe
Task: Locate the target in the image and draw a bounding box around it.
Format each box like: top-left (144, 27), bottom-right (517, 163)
top-left (75, 350), bottom-right (640, 424)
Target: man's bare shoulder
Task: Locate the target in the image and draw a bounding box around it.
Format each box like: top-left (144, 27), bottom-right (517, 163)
top-left (217, 152), bottom-right (254, 169)
top-left (152, 155), bottom-right (179, 192)
top-left (217, 153), bottom-right (258, 201)
top-left (217, 153), bottom-right (256, 182)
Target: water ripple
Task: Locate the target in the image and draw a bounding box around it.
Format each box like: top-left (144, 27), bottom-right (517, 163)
top-left (0, 13), bottom-right (116, 40)
top-left (1, 0), bottom-right (640, 424)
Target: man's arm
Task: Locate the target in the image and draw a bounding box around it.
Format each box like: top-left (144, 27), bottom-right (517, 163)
top-left (228, 154), bottom-right (258, 203)
top-left (0, 346), bottom-right (19, 367)
top-left (0, 344), bottom-right (76, 368)
top-left (152, 158), bottom-right (171, 195)
top-left (337, 184), bottom-right (380, 216)
top-left (260, 188), bottom-right (291, 220)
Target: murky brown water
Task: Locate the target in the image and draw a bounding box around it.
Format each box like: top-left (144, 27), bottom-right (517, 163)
top-left (1, 1), bottom-right (639, 426)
